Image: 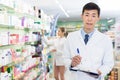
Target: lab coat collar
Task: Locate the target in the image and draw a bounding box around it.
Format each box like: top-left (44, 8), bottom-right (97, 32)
top-left (87, 29), bottom-right (103, 45)
top-left (78, 29), bottom-right (102, 46)
top-left (77, 29), bottom-right (86, 45)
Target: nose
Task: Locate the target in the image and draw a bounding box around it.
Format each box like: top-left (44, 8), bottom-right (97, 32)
top-left (88, 16), bottom-right (92, 21)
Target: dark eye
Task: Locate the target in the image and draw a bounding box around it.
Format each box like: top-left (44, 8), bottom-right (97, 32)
top-left (85, 14), bottom-right (89, 16)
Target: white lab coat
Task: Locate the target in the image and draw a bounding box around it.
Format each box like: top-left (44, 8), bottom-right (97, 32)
top-left (43, 36), bottom-right (66, 66)
top-left (63, 29), bottom-right (114, 80)
top-left (54, 37), bottom-right (66, 66)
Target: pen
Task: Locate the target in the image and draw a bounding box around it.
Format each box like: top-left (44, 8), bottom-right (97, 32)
top-left (77, 48), bottom-right (80, 54)
top-left (77, 48), bottom-right (82, 64)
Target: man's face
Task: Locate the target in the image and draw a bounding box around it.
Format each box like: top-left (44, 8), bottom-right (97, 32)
top-left (81, 10), bottom-right (100, 30)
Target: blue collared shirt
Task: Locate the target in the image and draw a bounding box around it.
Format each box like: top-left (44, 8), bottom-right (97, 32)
top-left (81, 28), bottom-right (94, 40)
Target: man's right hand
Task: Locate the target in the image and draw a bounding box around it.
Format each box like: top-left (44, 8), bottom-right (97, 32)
top-left (71, 55), bottom-right (82, 67)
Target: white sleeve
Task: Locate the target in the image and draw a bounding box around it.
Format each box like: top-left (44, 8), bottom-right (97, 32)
top-left (98, 37), bottom-right (115, 76)
top-left (42, 36), bottom-right (54, 46)
top-left (56, 49), bottom-right (63, 56)
top-left (63, 37), bottom-right (72, 69)
top-left (56, 38), bottom-right (66, 56)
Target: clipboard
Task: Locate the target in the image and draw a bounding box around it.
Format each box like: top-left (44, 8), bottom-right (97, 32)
top-left (70, 67), bottom-right (99, 78)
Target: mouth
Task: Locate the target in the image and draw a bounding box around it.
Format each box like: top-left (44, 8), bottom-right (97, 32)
top-left (86, 23), bottom-right (93, 26)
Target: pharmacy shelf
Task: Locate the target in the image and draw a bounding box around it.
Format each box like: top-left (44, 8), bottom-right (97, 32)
top-left (0, 2), bottom-right (51, 80)
top-left (0, 3), bottom-right (14, 13)
top-left (14, 63), bottom-right (39, 80)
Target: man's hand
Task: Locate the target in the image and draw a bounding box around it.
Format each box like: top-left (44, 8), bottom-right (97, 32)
top-left (97, 69), bottom-right (102, 75)
top-left (71, 55), bottom-right (82, 67)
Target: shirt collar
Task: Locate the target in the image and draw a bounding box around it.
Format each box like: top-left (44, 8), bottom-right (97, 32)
top-left (81, 28), bottom-right (94, 39)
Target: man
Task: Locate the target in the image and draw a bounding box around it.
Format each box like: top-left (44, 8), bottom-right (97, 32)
top-left (63, 2), bottom-right (114, 80)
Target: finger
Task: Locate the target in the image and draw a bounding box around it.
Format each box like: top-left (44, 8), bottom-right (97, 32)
top-left (71, 56), bottom-right (82, 67)
top-left (73, 59), bottom-right (80, 66)
top-left (74, 56), bottom-right (81, 62)
top-left (73, 62), bottom-right (78, 67)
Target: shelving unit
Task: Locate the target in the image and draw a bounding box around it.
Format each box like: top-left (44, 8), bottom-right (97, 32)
top-left (0, 1), bottom-right (52, 80)
top-left (65, 27), bottom-right (80, 33)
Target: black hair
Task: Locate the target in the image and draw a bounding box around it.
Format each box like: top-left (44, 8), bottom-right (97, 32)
top-left (82, 2), bottom-right (100, 17)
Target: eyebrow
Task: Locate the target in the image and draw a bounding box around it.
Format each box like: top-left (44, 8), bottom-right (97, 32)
top-left (84, 12), bottom-right (97, 15)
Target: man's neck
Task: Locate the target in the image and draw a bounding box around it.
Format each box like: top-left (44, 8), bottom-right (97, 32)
top-left (83, 28), bottom-right (94, 34)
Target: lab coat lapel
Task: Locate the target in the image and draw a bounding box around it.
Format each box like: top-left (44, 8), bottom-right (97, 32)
top-left (77, 30), bottom-right (85, 45)
top-left (88, 30), bottom-right (102, 45)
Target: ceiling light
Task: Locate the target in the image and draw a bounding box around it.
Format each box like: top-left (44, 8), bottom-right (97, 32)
top-left (55, 0), bottom-right (69, 17)
top-left (59, 5), bottom-right (69, 17)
